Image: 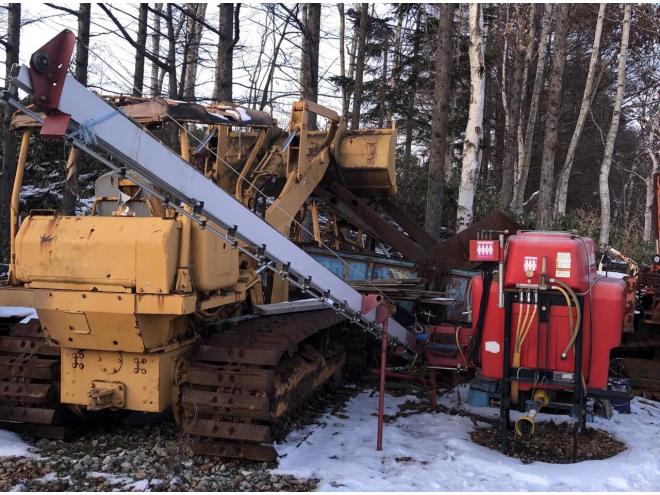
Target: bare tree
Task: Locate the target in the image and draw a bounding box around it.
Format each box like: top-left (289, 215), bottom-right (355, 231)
top-left (338, 4), bottom-right (348, 118)
top-left (536, 4), bottom-right (570, 229)
top-left (259, 8), bottom-right (295, 111)
top-left (511, 4), bottom-right (551, 215)
top-left (213, 4), bottom-right (240, 103)
top-left (424, 4), bottom-right (455, 240)
top-left (456, 4), bottom-right (486, 232)
top-left (499, 6), bottom-right (524, 211)
top-left (299, 4), bottom-right (321, 128)
top-left (299, 4), bottom-right (320, 103)
top-left (75, 4), bottom-right (91, 85)
top-left (133, 3), bottom-right (148, 96)
top-left (512, 4), bottom-right (536, 205)
top-left (0, 4), bottom-right (21, 258)
top-left (599, 4), bottom-right (632, 247)
top-left (554, 4), bottom-right (606, 216)
top-left (150, 3), bottom-right (163, 96)
top-left (182, 3), bottom-right (207, 101)
top-left (386, 6), bottom-right (403, 125)
top-left (402, 6), bottom-right (423, 172)
top-left (62, 3), bottom-right (92, 215)
top-left (350, 3), bottom-right (368, 129)
top-left (165, 4), bottom-right (178, 98)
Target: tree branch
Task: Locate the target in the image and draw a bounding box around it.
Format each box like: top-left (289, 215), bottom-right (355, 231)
top-left (98, 3), bottom-right (170, 71)
top-left (44, 3), bottom-right (80, 17)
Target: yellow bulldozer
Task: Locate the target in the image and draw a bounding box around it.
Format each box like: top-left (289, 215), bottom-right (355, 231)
top-left (0, 32), bottom-right (404, 461)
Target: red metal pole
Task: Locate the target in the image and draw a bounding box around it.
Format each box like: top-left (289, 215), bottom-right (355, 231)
top-left (377, 319), bottom-right (388, 451)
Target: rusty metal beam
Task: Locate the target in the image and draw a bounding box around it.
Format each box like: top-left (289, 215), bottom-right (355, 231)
top-left (315, 182), bottom-right (429, 262)
top-left (379, 199), bottom-right (439, 251)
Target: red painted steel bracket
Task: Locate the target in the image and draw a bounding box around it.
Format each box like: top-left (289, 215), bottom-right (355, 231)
top-left (28, 29), bottom-right (76, 138)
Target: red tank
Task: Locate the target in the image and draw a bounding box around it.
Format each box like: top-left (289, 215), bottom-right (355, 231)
top-left (473, 232), bottom-right (626, 391)
top-left (504, 232), bottom-right (597, 292)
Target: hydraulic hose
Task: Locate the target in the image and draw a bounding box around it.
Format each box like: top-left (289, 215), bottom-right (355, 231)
top-left (455, 326), bottom-right (466, 369)
top-left (551, 284), bottom-right (574, 351)
top-left (512, 293), bottom-right (533, 404)
top-left (552, 279), bottom-right (582, 359)
top-left (517, 295), bottom-right (538, 353)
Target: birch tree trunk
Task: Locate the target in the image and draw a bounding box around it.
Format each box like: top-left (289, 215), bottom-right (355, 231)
top-left (350, 3), bottom-right (368, 129)
top-left (150, 4), bottom-right (162, 96)
top-left (456, 4), bottom-right (485, 232)
top-left (424, 4), bottom-right (455, 240)
top-left (644, 117), bottom-right (659, 242)
top-left (554, 4), bottom-right (606, 216)
top-left (133, 3), bottom-right (148, 96)
top-left (511, 4), bottom-right (551, 215)
top-left (536, 4), bottom-right (569, 229)
top-left (598, 4), bottom-right (631, 247)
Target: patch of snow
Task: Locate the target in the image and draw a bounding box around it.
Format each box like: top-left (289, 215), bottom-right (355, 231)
top-left (273, 389), bottom-right (660, 491)
top-left (0, 430), bottom-right (38, 458)
top-left (124, 479), bottom-right (150, 491)
top-left (0, 306), bottom-right (37, 323)
top-left (87, 471), bottom-right (133, 486)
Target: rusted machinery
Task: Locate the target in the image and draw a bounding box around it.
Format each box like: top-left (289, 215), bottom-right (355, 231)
top-left (0, 30), bottom-right (639, 465)
top-left (0, 30), bottom-right (409, 461)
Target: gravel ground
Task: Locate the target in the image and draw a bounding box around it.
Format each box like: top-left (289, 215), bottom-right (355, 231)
top-left (0, 420), bottom-right (319, 492)
top-left (0, 387), bottom-right (364, 492)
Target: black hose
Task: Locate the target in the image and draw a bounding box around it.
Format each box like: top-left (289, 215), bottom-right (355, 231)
top-left (469, 268), bottom-right (493, 366)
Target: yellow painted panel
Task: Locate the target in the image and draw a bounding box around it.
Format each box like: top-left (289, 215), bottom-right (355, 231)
top-left (15, 215), bottom-right (179, 294)
top-left (60, 343), bottom-right (194, 412)
top-left (190, 220), bottom-right (240, 292)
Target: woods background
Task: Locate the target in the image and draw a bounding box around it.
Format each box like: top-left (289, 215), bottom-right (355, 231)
top-left (0, 3), bottom-right (658, 262)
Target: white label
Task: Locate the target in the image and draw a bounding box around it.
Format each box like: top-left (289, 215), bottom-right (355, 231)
top-left (476, 241), bottom-right (494, 257)
top-left (484, 341), bottom-right (500, 354)
top-left (556, 252), bottom-right (571, 278)
top-left (523, 256), bottom-right (537, 273)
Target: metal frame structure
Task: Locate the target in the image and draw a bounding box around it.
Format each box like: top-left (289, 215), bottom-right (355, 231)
top-left (7, 53), bottom-right (409, 345)
top-left (499, 289), bottom-right (586, 462)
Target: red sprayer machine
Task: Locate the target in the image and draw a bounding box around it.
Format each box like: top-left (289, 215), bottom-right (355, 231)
top-left (468, 231), bottom-right (627, 459)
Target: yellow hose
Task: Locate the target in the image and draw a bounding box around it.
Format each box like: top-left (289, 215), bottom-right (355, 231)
top-left (517, 302), bottom-right (538, 354)
top-left (552, 284), bottom-right (574, 353)
top-left (511, 297), bottom-right (531, 404)
top-left (553, 279), bottom-right (582, 359)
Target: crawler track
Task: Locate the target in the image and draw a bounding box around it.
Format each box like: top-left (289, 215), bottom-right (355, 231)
top-left (177, 309), bottom-right (347, 461)
top-left (0, 318), bottom-right (70, 438)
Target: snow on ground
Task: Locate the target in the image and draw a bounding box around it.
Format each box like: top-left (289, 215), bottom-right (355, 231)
top-left (0, 430), bottom-right (37, 459)
top-left (273, 387), bottom-right (660, 491)
top-left (0, 306), bottom-right (37, 323)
